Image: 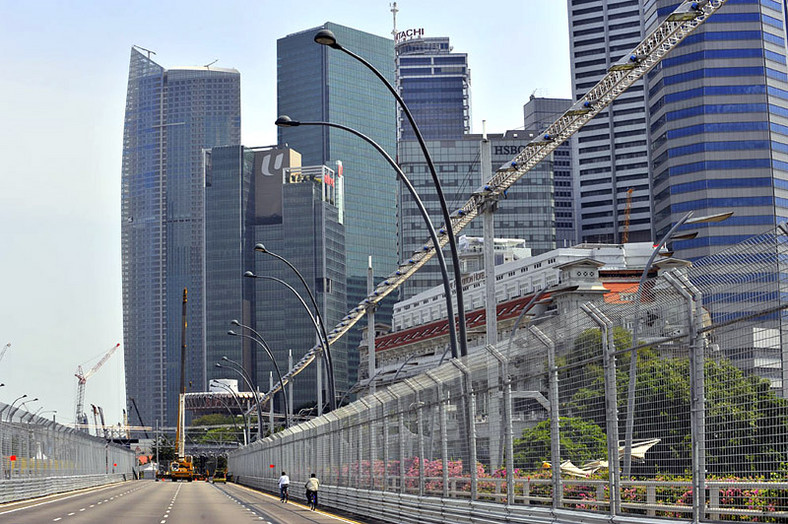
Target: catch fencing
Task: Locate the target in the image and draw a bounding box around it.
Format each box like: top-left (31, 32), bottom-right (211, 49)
top-left (0, 405), bottom-right (135, 503)
top-left (230, 224), bottom-right (788, 523)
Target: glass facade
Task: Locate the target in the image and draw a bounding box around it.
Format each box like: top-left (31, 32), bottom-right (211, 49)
top-left (396, 36), bottom-right (471, 139)
top-left (277, 23), bottom-right (398, 390)
top-left (398, 132), bottom-right (556, 298)
top-left (121, 48), bottom-right (240, 427)
top-left (205, 146), bottom-right (348, 411)
top-left (645, 0), bottom-right (788, 261)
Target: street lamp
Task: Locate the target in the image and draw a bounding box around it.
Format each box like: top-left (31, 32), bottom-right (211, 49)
top-left (9, 397), bottom-right (37, 423)
top-left (228, 322), bottom-right (290, 428)
top-left (1, 394), bottom-right (26, 421)
top-left (215, 358), bottom-right (263, 441)
top-left (622, 210), bottom-right (733, 476)
top-left (274, 116), bottom-right (459, 361)
top-left (313, 29), bottom-right (469, 357)
top-left (253, 243), bottom-right (337, 410)
top-left (210, 380), bottom-right (250, 445)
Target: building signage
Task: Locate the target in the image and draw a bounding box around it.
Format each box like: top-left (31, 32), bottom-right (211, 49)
top-left (494, 145), bottom-right (527, 156)
top-left (395, 28), bottom-right (424, 43)
top-left (254, 149), bottom-right (287, 224)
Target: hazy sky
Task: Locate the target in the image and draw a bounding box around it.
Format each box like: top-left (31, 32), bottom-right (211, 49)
top-left (0, 1), bottom-right (570, 428)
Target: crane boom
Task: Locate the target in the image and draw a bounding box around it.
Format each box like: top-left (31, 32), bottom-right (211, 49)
top-left (622, 188), bottom-right (634, 244)
top-left (74, 343), bottom-right (121, 429)
top-left (0, 343), bottom-right (11, 363)
top-left (258, 0), bottom-right (732, 405)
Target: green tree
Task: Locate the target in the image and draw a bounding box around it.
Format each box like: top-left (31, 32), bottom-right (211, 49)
top-left (514, 417), bottom-right (607, 469)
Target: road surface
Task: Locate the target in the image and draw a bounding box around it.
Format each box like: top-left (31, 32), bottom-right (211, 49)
top-left (0, 480), bottom-right (370, 524)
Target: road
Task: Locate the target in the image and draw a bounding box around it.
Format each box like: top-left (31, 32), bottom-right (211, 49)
top-left (0, 480), bottom-right (369, 524)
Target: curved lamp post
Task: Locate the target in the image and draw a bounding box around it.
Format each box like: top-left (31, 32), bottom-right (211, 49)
top-left (215, 358), bottom-right (263, 441)
top-left (1, 394), bottom-right (26, 421)
top-left (622, 210), bottom-right (733, 476)
top-left (313, 29), bottom-right (469, 357)
top-left (253, 243), bottom-right (337, 410)
top-left (228, 322), bottom-right (290, 428)
top-left (9, 397), bottom-right (37, 423)
top-left (210, 380), bottom-right (250, 445)
top-left (274, 116), bottom-right (459, 361)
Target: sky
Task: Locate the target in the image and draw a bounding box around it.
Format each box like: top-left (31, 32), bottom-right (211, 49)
top-left (0, 0), bottom-right (571, 429)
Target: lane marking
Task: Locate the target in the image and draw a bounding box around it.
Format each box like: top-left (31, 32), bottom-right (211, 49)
top-left (0, 483), bottom-right (144, 515)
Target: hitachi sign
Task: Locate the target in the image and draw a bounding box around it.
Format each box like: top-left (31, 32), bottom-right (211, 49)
top-left (395, 28), bottom-right (424, 43)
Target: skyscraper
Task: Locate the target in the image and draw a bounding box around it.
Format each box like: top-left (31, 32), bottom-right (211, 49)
top-left (205, 146), bottom-right (347, 409)
top-left (121, 48), bottom-right (240, 427)
top-left (396, 33), bottom-right (471, 139)
top-left (645, 0), bottom-right (788, 260)
top-left (568, 0), bottom-right (652, 244)
top-left (277, 23), bottom-right (398, 389)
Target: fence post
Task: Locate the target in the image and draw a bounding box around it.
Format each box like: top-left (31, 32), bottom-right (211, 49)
top-left (581, 302), bottom-right (620, 516)
top-left (665, 270), bottom-right (706, 522)
top-left (398, 397), bottom-right (406, 493)
top-left (452, 359), bottom-right (477, 500)
top-left (484, 344), bottom-right (514, 505)
top-left (426, 371), bottom-right (449, 498)
top-left (529, 325), bottom-right (562, 509)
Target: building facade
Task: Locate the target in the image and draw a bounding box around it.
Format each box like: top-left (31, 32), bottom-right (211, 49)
top-left (523, 96), bottom-right (577, 247)
top-left (277, 23), bottom-right (398, 390)
top-left (398, 131), bottom-right (556, 298)
top-left (568, 0), bottom-right (652, 244)
top-left (121, 48), bottom-right (240, 427)
top-left (396, 34), bottom-right (471, 140)
top-left (645, 0), bottom-right (788, 260)
top-left (205, 146), bottom-right (348, 412)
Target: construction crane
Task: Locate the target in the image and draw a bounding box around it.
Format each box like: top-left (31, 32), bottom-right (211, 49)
top-left (0, 343), bottom-right (10, 364)
top-left (248, 0), bottom-right (734, 408)
top-left (622, 188), bottom-right (634, 243)
top-left (129, 396), bottom-right (150, 439)
top-left (91, 405), bottom-right (101, 437)
top-left (74, 343), bottom-right (121, 429)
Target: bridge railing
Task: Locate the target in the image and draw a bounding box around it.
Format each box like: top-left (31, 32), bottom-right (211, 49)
top-left (230, 223), bottom-right (788, 523)
top-left (0, 407), bottom-right (135, 502)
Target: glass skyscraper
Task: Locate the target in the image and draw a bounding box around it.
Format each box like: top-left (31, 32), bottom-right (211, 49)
top-left (396, 35), bottom-right (471, 139)
top-left (205, 146), bottom-right (347, 410)
top-left (121, 48), bottom-right (240, 427)
top-left (277, 23), bottom-right (398, 389)
top-left (645, 0), bottom-right (788, 260)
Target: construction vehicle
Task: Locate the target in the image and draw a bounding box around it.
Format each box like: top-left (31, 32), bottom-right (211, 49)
top-left (74, 343), bottom-right (120, 430)
top-left (168, 289), bottom-right (194, 482)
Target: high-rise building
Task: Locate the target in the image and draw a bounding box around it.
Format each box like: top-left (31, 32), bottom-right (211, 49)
top-left (121, 48), bottom-right (241, 427)
top-left (395, 33), bottom-right (471, 139)
top-left (645, 0), bottom-right (788, 260)
top-left (523, 96), bottom-right (577, 247)
top-left (277, 23), bottom-right (398, 389)
top-left (205, 145), bottom-right (347, 410)
top-left (398, 131), bottom-right (556, 298)
top-left (568, 0), bottom-right (652, 244)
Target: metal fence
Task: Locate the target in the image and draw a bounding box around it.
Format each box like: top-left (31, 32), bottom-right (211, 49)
top-left (0, 405), bottom-right (135, 502)
top-left (230, 224), bottom-right (788, 523)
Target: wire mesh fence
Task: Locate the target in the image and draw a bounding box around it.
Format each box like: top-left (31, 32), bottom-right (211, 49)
top-left (230, 224), bottom-right (788, 523)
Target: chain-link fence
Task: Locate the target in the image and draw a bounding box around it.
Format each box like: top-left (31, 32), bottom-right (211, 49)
top-left (0, 404), bottom-right (135, 502)
top-left (230, 224), bottom-right (788, 523)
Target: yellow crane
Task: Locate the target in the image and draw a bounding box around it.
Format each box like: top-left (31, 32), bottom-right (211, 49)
top-left (622, 188), bottom-right (634, 243)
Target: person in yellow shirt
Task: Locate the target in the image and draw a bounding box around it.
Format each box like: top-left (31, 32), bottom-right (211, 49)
top-left (304, 473), bottom-right (320, 510)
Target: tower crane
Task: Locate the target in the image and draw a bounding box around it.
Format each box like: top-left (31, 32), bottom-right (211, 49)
top-left (0, 343), bottom-right (10, 363)
top-left (74, 343), bottom-right (120, 429)
top-left (250, 0), bottom-right (734, 408)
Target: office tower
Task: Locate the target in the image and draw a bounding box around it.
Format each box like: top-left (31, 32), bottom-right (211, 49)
top-left (645, 0), bottom-right (788, 260)
top-left (398, 131), bottom-right (555, 298)
top-left (121, 48), bottom-right (240, 427)
top-left (396, 33), bottom-right (471, 139)
top-left (568, 0), bottom-right (652, 244)
top-left (205, 146), bottom-right (347, 409)
top-left (277, 23), bottom-right (397, 389)
top-left (523, 96), bottom-right (577, 247)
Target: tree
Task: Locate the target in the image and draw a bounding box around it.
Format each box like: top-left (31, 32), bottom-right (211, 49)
top-left (514, 417), bottom-right (607, 469)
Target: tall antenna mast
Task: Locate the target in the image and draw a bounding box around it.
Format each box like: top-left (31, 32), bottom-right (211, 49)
top-left (391, 2), bottom-right (401, 141)
top-left (390, 2), bottom-right (398, 38)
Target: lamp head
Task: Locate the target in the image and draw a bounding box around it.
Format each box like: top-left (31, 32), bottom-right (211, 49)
top-left (275, 116), bottom-right (300, 127)
top-left (221, 356), bottom-right (229, 362)
top-left (314, 29), bottom-right (340, 49)
top-left (254, 243), bottom-right (267, 253)
top-left (215, 363), bottom-right (222, 368)
top-left (243, 271), bottom-right (255, 278)
top-left (227, 330), bottom-right (238, 336)
top-left (230, 319), bottom-right (241, 326)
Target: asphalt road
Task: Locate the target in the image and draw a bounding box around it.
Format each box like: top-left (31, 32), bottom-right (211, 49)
top-left (0, 480), bottom-right (370, 524)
